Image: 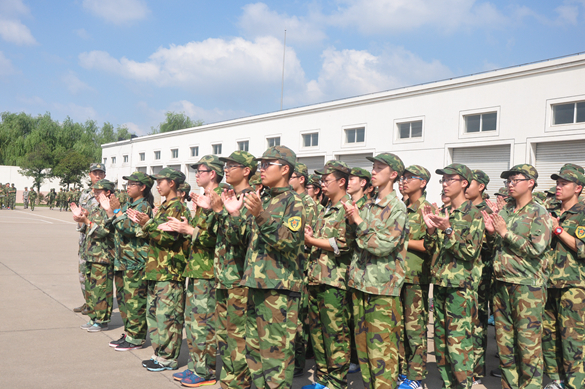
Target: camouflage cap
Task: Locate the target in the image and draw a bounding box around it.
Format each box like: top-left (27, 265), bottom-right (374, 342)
top-left (220, 151), bottom-right (257, 174)
top-left (308, 174), bottom-right (321, 187)
top-left (90, 162), bottom-right (106, 173)
top-left (544, 186), bottom-right (557, 195)
top-left (315, 160), bottom-right (351, 175)
top-left (92, 179), bottom-right (115, 191)
top-left (472, 169), bottom-right (490, 187)
top-left (495, 187), bottom-right (509, 197)
top-left (191, 155), bottom-right (224, 176)
top-left (366, 153), bottom-right (405, 175)
top-left (178, 182), bottom-right (191, 193)
top-left (249, 173), bottom-right (262, 186)
top-left (255, 145), bottom-right (297, 167)
top-left (122, 171), bottom-right (154, 188)
top-left (501, 164), bottom-right (538, 180)
top-left (436, 163), bottom-right (473, 183)
top-left (404, 165), bottom-right (430, 181)
top-left (350, 167), bottom-right (371, 180)
top-left (152, 167), bottom-right (186, 184)
top-left (294, 162), bottom-right (309, 179)
top-left (560, 163), bottom-right (584, 174)
top-left (551, 169), bottom-right (585, 186)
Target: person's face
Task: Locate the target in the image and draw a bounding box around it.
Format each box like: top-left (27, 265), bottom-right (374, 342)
top-left (92, 188), bottom-right (108, 198)
top-left (259, 159), bottom-right (288, 188)
top-left (288, 173), bottom-right (303, 191)
top-left (224, 163), bottom-right (249, 185)
top-left (371, 162), bottom-right (394, 187)
top-left (401, 173), bottom-right (427, 196)
top-left (195, 164), bottom-right (213, 187)
top-left (505, 174), bottom-right (533, 198)
top-left (465, 180), bottom-right (483, 200)
top-left (156, 179), bottom-right (173, 197)
top-left (555, 179), bottom-right (582, 202)
top-left (347, 175), bottom-right (365, 196)
top-left (89, 170), bottom-right (105, 185)
top-left (441, 174), bottom-right (466, 198)
top-left (126, 181), bottom-right (145, 199)
top-left (320, 173), bottom-right (341, 199)
top-left (306, 185), bottom-right (316, 198)
top-left (441, 192), bottom-right (451, 205)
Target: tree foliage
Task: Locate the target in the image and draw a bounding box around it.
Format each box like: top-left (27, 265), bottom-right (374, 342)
top-left (150, 111), bottom-right (204, 134)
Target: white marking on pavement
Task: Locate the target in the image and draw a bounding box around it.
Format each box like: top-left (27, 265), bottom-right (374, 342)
top-left (13, 210), bottom-right (77, 224)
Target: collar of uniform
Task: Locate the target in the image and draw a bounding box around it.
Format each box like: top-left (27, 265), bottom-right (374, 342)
top-left (160, 196), bottom-right (180, 210)
top-left (552, 201), bottom-right (585, 218)
top-left (474, 200), bottom-right (491, 213)
top-left (504, 197), bottom-right (537, 214)
top-left (269, 186), bottom-right (292, 196)
top-left (327, 193), bottom-right (351, 212)
top-left (129, 197), bottom-right (147, 207)
top-left (372, 190), bottom-right (398, 208)
top-left (446, 199), bottom-right (473, 214)
top-left (299, 190), bottom-right (308, 199)
top-left (406, 194), bottom-right (426, 213)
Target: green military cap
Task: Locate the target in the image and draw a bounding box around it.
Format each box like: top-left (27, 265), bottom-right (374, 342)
top-left (178, 182), bottom-right (191, 193)
top-left (90, 163), bottom-right (106, 173)
top-left (472, 169), bottom-right (490, 187)
top-left (218, 183), bottom-right (232, 191)
top-left (495, 187), bottom-right (509, 197)
top-left (501, 164), bottom-right (538, 180)
top-left (191, 155), bottom-right (224, 176)
top-left (256, 145), bottom-right (296, 167)
top-left (294, 162), bottom-right (309, 178)
top-left (152, 167), bottom-right (186, 184)
top-left (560, 163), bottom-right (584, 174)
top-left (533, 191), bottom-right (547, 201)
top-left (366, 153), bottom-right (405, 175)
top-left (350, 167), bottom-right (371, 180)
top-left (122, 171), bottom-right (154, 188)
top-left (220, 151), bottom-right (257, 174)
top-left (544, 186), bottom-right (557, 195)
top-left (404, 165), bottom-right (430, 181)
top-left (436, 163), bottom-right (473, 183)
top-left (92, 179), bottom-right (115, 191)
top-left (308, 174), bottom-right (321, 187)
top-left (315, 160), bottom-right (351, 175)
top-left (551, 169), bottom-right (585, 186)
top-left (249, 173), bottom-right (262, 185)
top-left (482, 192), bottom-right (490, 200)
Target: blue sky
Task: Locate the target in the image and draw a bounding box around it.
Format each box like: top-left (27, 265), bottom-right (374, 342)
top-left (1, 0), bottom-right (584, 135)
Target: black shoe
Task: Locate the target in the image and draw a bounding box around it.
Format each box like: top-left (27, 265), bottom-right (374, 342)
top-left (490, 368), bottom-right (502, 378)
top-left (293, 367), bottom-right (304, 377)
top-left (109, 333), bottom-right (126, 347)
top-left (495, 352), bottom-right (500, 358)
top-left (115, 340), bottom-right (142, 351)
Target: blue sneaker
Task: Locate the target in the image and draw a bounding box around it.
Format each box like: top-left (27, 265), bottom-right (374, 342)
top-left (173, 369), bottom-right (194, 382)
top-left (397, 374), bottom-right (407, 385)
top-left (301, 383), bottom-right (329, 389)
top-left (181, 374), bottom-right (217, 387)
top-left (488, 315), bottom-right (495, 326)
top-left (349, 363), bottom-right (360, 374)
top-left (398, 379), bottom-right (422, 389)
top-left (143, 359), bottom-right (176, 372)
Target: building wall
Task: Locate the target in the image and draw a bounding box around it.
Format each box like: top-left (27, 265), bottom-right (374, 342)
top-left (0, 166), bottom-right (64, 203)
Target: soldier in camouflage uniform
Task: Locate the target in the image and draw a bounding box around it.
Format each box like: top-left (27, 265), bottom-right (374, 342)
top-left (29, 188), bottom-right (37, 211)
top-left (482, 164), bottom-right (552, 389)
top-left (542, 168), bottom-right (585, 389)
top-left (227, 145), bottom-right (305, 389)
top-left (397, 165), bottom-right (432, 389)
top-left (343, 153), bottom-right (408, 389)
top-left (168, 155), bottom-right (223, 387)
top-left (23, 187), bottom-right (29, 209)
top-left (134, 167), bottom-right (191, 372)
top-left (177, 182), bottom-right (192, 205)
top-left (423, 163), bottom-right (484, 389)
top-left (0, 183), bottom-right (4, 209)
top-left (75, 179), bottom-right (116, 332)
top-left (48, 188), bottom-right (56, 210)
top-left (302, 160), bottom-right (353, 389)
top-left (57, 188), bottom-right (63, 211)
top-left (8, 184), bottom-right (16, 209)
top-left (249, 173), bottom-right (262, 191)
top-left (307, 174), bottom-right (325, 215)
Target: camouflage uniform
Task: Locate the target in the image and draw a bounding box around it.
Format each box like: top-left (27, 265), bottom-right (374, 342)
top-left (28, 190), bottom-right (37, 211)
top-left (48, 189), bottom-right (56, 209)
top-left (8, 184), bottom-right (16, 209)
top-left (231, 146), bottom-right (305, 389)
top-left (139, 168), bottom-right (191, 368)
top-left (347, 153), bottom-right (408, 389)
top-left (23, 188), bottom-right (29, 209)
top-left (543, 169), bottom-right (585, 389)
top-left (425, 164), bottom-right (484, 389)
top-left (0, 183), bottom-right (4, 209)
top-left (399, 165), bottom-right (432, 383)
top-left (308, 174), bottom-right (325, 215)
top-left (488, 165), bottom-right (552, 389)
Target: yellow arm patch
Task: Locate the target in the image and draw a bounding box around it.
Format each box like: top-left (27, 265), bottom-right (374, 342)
top-left (576, 226), bottom-right (585, 240)
top-left (285, 216), bottom-right (302, 232)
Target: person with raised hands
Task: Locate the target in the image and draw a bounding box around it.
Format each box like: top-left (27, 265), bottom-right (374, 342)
top-left (72, 179), bottom-right (116, 333)
top-left (422, 163), bottom-right (484, 389)
top-left (481, 164), bottom-right (552, 389)
top-left (129, 167), bottom-right (191, 372)
top-left (342, 153), bottom-right (408, 389)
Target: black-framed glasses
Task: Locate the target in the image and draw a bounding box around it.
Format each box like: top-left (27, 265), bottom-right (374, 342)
top-left (504, 178), bottom-right (530, 186)
top-left (290, 174), bottom-right (300, 180)
top-left (195, 169), bottom-right (212, 175)
top-left (258, 161), bottom-right (283, 170)
top-left (320, 178), bottom-right (338, 186)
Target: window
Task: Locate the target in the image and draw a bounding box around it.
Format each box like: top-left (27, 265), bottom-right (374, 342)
top-left (154, 151), bottom-right (161, 160)
top-left (123, 155), bottom-right (129, 163)
top-left (111, 157), bottom-right (116, 164)
top-left (398, 120), bottom-right (423, 139)
top-left (190, 146), bottom-right (199, 157)
top-left (103, 158), bottom-right (107, 164)
top-left (267, 137), bottom-right (280, 148)
top-left (171, 149), bottom-right (178, 158)
top-left (238, 141), bottom-right (249, 151)
top-left (345, 127), bottom-right (365, 143)
top-left (212, 144), bottom-right (222, 155)
top-left (302, 133), bottom-right (319, 147)
top-left (139, 152), bottom-right (145, 161)
top-left (464, 112), bottom-right (497, 133)
top-left (553, 101), bottom-right (585, 125)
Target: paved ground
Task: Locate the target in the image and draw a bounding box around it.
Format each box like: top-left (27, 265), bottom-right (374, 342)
top-left (1, 206), bottom-right (511, 388)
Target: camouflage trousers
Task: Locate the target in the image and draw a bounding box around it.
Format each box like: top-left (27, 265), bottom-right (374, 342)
top-left (294, 283), bottom-right (310, 372)
top-left (352, 289), bottom-right (402, 389)
top-left (115, 269), bottom-right (148, 344)
top-left (84, 262), bottom-right (113, 324)
top-left (185, 278), bottom-right (217, 379)
top-left (493, 280), bottom-right (544, 389)
top-left (347, 290), bottom-right (358, 365)
top-left (399, 283), bottom-right (429, 381)
top-left (308, 284), bottom-right (351, 389)
top-left (146, 280), bottom-right (185, 366)
top-left (433, 286), bottom-right (475, 389)
top-left (30, 200), bottom-right (35, 211)
top-left (78, 237), bottom-right (87, 300)
top-left (472, 271), bottom-right (492, 379)
top-left (246, 288), bottom-right (300, 389)
top-left (217, 287), bottom-right (251, 389)
top-left (543, 287), bottom-right (585, 389)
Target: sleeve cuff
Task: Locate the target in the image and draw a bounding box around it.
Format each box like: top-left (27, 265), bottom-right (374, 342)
top-left (356, 220), bottom-right (368, 236)
top-left (329, 237), bottom-right (340, 256)
top-left (255, 209), bottom-right (270, 226)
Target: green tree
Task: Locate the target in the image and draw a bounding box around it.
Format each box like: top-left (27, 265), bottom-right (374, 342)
top-left (53, 150), bottom-right (91, 188)
top-left (150, 111), bottom-right (203, 134)
top-left (18, 144), bottom-right (54, 192)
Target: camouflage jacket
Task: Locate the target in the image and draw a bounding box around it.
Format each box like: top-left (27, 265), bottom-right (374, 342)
top-left (183, 187), bottom-right (221, 280)
top-left (83, 206), bottom-right (115, 265)
top-left (404, 195), bottom-right (432, 285)
top-left (425, 200), bottom-right (484, 289)
top-left (77, 188), bottom-right (100, 251)
top-left (475, 201), bottom-right (495, 273)
top-left (547, 202), bottom-right (585, 288)
top-left (233, 186), bottom-right (305, 292)
top-left (307, 194), bottom-right (353, 290)
top-left (113, 197), bottom-right (152, 271)
top-left (48, 191), bottom-right (55, 201)
top-left (488, 198), bottom-right (552, 287)
top-left (212, 187), bottom-right (254, 289)
top-left (355, 194), bottom-right (368, 211)
top-left (139, 196), bottom-right (191, 282)
top-left (299, 191), bottom-right (319, 231)
top-left (28, 191), bottom-right (37, 201)
top-left (7, 187), bottom-right (16, 197)
top-left (347, 190), bottom-right (408, 296)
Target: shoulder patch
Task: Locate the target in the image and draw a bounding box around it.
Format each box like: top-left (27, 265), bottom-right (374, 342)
top-left (576, 226), bottom-right (585, 240)
top-left (285, 216), bottom-right (302, 232)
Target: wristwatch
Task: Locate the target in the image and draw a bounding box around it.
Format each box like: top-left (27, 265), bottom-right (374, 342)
top-left (444, 227), bottom-right (454, 235)
top-left (553, 226), bottom-right (563, 236)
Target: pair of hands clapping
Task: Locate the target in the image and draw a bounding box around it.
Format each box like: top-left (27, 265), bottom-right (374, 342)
top-left (194, 188), bottom-right (263, 217)
top-left (422, 204), bottom-right (451, 235)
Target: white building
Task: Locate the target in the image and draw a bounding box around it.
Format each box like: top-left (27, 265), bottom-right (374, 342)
top-left (102, 53), bottom-right (585, 203)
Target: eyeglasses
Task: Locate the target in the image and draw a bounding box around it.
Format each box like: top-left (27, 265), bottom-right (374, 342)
top-left (320, 178), bottom-right (338, 186)
top-left (400, 176), bottom-right (423, 183)
top-left (504, 178), bottom-right (530, 186)
top-left (439, 177), bottom-right (462, 185)
top-left (126, 182), bottom-right (141, 187)
top-left (258, 161), bottom-right (283, 170)
top-left (224, 164), bottom-right (244, 171)
top-left (290, 175), bottom-right (300, 180)
top-left (195, 169), bottom-right (212, 175)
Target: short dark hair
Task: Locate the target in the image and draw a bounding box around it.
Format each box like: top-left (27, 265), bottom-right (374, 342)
top-left (331, 170), bottom-right (349, 190)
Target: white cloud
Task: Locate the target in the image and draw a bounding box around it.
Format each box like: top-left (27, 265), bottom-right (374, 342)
top-left (53, 102), bottom-right (98, 122)
top-left (74, 28), bottom-right (91, 39)
top-left (120, 121), bottom-right (141, 134)
top-left (17, 95), bottom-right (45, 105)
top-left (0, 0), bottom-right (37, 45)
top-left (61, 71), bottom-right (93, 94)
top-left (168, 100), bottom-right (250, 124)
top-left (0, 0), bottom-right (30, 16)
top-left (82, 0), bottom-right (150, 24)
top-left (0, 51), bottom-right (17, 76)
top-left (239, 3), bottom-right (327, 46)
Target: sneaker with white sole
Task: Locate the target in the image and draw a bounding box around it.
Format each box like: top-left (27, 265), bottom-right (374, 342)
top-left (398, 379), bottom-right (422, 389)
top-left (80, 320), bottom-right (94, 330)
top-left (109, 334), bottom-right (126, 347)
top-left (544, 381), bottom-right (565, 389)
top-left (87, 323), bottom-right (109, 332)
top-left (472, 378), bottom-right (482, 386)
top-left (349, 363), bottom-right (360, 374)
top-left (143, 359), bottom-right (176, 372)
top-left (115, 340), bottom-right (142, 351)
